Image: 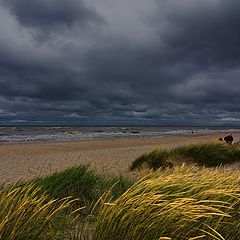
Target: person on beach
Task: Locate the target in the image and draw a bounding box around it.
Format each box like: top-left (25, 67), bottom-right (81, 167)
top-left (224, 134), bottom-right (234, 145)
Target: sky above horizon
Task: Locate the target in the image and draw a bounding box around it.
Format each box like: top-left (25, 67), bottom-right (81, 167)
top-left (0, 0), bottom-right (240, 125)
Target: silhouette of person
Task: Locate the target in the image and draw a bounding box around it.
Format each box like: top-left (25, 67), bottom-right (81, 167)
top-left (224, 134), bottom-right (234, 145)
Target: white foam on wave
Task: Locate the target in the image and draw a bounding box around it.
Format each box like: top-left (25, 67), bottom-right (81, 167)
top-left (0, 127), bottom-right (240, 143)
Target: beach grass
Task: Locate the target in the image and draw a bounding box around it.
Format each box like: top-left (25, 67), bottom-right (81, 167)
top-left (130, 143), bottom-right (240, 170)
top-left (94, 165), bottom-right (240, 240)
top-left (130, 149), bottom-right (173, 170)
top-left (2, 142), bottom-right (240, 239)
top-left (172, 142), bottom-right (240, 166)
top-left (0, 183), bottom-right (76, 240)
top-left (32, 165), bottom-right (134, 213)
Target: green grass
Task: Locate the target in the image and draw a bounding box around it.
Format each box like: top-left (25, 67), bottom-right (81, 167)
top-left (33, 165), bottom-right (101, 206)
top-left (32, 165), bottom-right (134, 213)
top-left (94, 165), bottom-right (240, 240)
top-left (31, 165), bottom-right (134, 239)
top-left (130, 143), bottom-right (240, 170)
top-left (172, 143), bottom-right (240, 166)
top-left (130, 149), bottom-right (173, 170)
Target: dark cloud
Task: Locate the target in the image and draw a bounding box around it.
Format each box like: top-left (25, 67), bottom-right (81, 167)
top-left (0, 0), bottom-right (240, 125)
top-left (156, 0), bottom-right (240, 68)
top-left (3, 0), bottom-right (103, 30)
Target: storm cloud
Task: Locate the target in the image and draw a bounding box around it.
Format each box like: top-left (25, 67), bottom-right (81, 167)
top-left (0, 0), bottom-right (240, 125)
top-left (3, 0), bottom-right (103, 31)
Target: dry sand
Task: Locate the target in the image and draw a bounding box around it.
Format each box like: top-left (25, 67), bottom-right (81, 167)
top-left (1, 132), bottom-right (240, 184)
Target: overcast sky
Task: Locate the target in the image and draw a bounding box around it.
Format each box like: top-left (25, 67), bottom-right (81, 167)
top-left (0, 0), bottom-right (240, 125)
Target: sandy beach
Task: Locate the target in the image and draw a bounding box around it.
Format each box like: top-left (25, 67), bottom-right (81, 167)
top-left (1, 132), bottom-right (240, 184)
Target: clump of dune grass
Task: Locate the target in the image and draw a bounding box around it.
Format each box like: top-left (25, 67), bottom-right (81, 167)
top-left (33, 165), bottom-right (101, 206)
top-left (26, 165), bottom-right (133, 239)
top-left (33, 165), bottom-right (134, 212)
top-left (172, 143), bottom-right (240, 167)
top-left (131, 143), bottom-right (240, 170)
top-left (130, 149), bottom-right (173, 171)
top-left (94, 165), bottom-right (240, 240)
top-left (0, 183), bottom-right (76, 240)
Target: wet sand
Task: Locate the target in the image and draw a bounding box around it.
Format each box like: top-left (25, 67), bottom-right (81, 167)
top-left (1, 132), bottom-right (240, 184)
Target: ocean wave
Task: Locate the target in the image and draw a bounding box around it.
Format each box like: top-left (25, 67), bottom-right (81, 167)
top-left (0, 126), bottom-right (239, 143)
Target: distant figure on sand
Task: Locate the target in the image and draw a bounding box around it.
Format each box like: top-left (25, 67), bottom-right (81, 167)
top-left (224, 134), bottom-right (234, 145)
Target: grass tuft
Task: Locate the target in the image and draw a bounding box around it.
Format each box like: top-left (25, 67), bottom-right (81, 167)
top-left (130, 149), bottom-right (173, 170)
top-left (94, 165), bottom-right (240, 240)
top-left (33, 165), bottom-right (101, 206)
top-left (0, 183), bottom-right (75, 240)
top-left (32, 165), bottom-right (134, 213)
top-left (172, 143), bottom-right (240, 167)
top-left (130, 143), bottom-right (240, 170)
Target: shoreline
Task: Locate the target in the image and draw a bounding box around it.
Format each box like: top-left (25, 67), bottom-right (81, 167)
top-left (1, 132), bottom-right (240, 184)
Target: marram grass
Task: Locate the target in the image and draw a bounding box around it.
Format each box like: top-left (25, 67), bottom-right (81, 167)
top-left (33, 165), bottom-right (134, 213)
top-left (0, 183), bottom-right (76, 240)
top-left (172, 143), bottom-right (240, 166)
top-left (130, 143), bottom-right (240, 170)
top-left (94, 165), bottom-right (240, 240)
top-left (130, 149), bottom-right (173, 170)
top-left (2, 164), bottom-right (240, 240)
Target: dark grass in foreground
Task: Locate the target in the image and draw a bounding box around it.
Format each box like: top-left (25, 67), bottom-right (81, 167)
top-left (130, 143), bottom-right (240, 170)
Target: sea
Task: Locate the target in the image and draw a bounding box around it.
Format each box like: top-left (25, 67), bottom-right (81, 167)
top-left (0, 125), bottom-right (239, 144)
